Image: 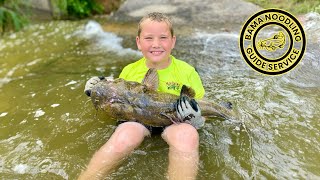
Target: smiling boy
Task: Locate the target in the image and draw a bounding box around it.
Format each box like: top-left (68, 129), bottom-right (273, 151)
top-left (80, 12), bottom-right (205, 180)
top-left (119, 13), bottom-right (204, 99)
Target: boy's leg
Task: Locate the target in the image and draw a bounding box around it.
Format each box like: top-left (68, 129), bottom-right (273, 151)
top-left (161, 123), bottom-right (199, 180)
top-left (78, 122), bottom-right (150, 180)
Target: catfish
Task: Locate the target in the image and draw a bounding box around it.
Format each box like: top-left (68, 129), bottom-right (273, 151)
top-left (90, 68), bottom-right (235, 128)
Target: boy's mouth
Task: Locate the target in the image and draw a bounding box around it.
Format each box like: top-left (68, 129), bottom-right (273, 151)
top-left (150, 51), bottom-right (164, 55)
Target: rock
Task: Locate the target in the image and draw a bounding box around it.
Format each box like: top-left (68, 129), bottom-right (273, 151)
top-left (95, 0), bottom-right (123, 13)
top-left (110, 0), bottom-right (261, 28)
top-left (24, 0), bottom-right (51, 11)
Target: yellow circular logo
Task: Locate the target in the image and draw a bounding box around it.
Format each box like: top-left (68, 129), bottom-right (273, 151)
top-left (239, 9), bottom-right (306, 75)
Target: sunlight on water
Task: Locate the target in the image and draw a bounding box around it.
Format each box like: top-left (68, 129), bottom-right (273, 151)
top-left (0, 13), bottom-right (320, 179)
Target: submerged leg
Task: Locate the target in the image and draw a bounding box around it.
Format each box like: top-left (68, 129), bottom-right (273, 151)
top-left (161, 123), bottom-right (199, 180)
top-left (78, 122), bottom-right (150, 179)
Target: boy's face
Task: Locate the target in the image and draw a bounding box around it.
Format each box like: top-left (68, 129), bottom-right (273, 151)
top-left (136, 19), bottom-right (176, 64)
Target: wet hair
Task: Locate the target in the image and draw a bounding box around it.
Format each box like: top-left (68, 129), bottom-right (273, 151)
top-left (137, 12), bottom-right (174, 37)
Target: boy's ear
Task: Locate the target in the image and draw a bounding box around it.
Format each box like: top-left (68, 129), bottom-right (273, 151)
top-left (171, 35), bottom-right (176, 49)
top-left (136, 36), bottom-right (141, 50)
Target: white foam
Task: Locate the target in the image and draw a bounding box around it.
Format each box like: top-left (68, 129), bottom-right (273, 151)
top-left (9, 33), bottom-right (17, 39)
top-left (65, 80), bottom-right (77, 86)
top-left (51, 104), bottom-right (60, 108)
top-left (0, 112), bottom-right (8, 117)
top-left (75, 20), bottom-right (141, 56)
top-left (34, 109), bottom-right (45, 118)
top-left (234, 126), bottom-right (240, 131)
top-left (13, 164), bottom-right (28, 174)
top-left (36, 139), bottom-right (43, 148)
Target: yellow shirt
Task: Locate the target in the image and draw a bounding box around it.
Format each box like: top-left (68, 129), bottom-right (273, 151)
top-left (119, 56), bottom-right (205, 99)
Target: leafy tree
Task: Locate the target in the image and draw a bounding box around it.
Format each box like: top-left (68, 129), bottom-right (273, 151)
top-left (0, 0), bottom-right (28, 34)
top-left (52, 0), bottom-right (104, 19)
top-left (0, 0), bottom-right (105, 34)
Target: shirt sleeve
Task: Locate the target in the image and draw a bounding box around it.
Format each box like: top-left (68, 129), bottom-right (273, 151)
top-left (119, 65), bottom-right (130, 79)
top-left (189, 70), bottom-right (205, 99)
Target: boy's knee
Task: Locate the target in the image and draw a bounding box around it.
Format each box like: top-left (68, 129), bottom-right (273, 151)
top-left (112, 122), bottom-right (150, 153)
top-left (162, 123), bottom-right (199, 152)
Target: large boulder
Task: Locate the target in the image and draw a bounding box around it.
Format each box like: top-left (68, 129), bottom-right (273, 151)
top-left (110, 0), bottom-right (261, 28)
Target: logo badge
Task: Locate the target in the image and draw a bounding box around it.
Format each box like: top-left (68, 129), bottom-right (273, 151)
top-left (239, 9), bottom-right (306, 75)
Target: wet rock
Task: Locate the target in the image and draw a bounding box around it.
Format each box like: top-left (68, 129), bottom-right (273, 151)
top-left (111, 0), bottom-right (261, 29)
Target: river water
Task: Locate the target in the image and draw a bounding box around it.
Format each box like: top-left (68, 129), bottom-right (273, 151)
top-left (0, 13), bottom-right (319, 179)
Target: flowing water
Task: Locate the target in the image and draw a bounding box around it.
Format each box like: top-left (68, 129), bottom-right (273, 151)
top-left (0, 13), bottom-right (320, 179)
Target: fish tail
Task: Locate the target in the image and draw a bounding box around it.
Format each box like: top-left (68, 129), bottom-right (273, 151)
top-left (199, 100), bottom-right (235, 119)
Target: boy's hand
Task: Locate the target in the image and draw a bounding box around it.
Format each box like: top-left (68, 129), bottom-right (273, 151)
top-left (176, 96), bottom-right (205, 129)
top-left (84, 76), bottom-right (105, 97)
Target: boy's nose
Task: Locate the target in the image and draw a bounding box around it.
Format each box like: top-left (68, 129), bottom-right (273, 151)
top-left (152, 38), bottom-right (161, 48)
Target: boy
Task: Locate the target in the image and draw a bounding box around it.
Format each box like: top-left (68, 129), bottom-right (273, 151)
top-left (80, 12), bottom-right (205, 179)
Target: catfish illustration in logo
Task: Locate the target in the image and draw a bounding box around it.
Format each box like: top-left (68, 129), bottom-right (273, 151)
top-left (257, 31), bottom-right (286, 51)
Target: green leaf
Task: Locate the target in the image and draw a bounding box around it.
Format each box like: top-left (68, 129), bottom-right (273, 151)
top-left (8, 9), bottom-right (22, 31)
top-left (0, 7), bottom-right (4, 27)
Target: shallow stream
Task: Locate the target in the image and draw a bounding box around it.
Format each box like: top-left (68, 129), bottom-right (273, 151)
top-left (0, 13), bottom-right (319, 179)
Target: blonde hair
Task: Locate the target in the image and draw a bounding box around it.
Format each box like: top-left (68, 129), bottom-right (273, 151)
top-left (137, 12), bottom-right (174, 37)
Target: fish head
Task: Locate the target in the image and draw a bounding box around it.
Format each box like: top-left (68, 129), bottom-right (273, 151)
top-left (90, 79), bottom-right (131, 109)
top-left (89, 69), bottom-right (160, 118)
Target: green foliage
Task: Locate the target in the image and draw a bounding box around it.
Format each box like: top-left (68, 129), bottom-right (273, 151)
top-left (0, 0), bottom-right (28, 34)
top-left (52, 0), bottom-right (104, 19)
top-left (0, 0), bottom-right (105, 34)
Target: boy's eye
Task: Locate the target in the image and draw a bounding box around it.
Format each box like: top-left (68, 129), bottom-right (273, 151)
top-left (145, 37), bottom-right (153, 40)
top-left (160, 36), bottom-right (168, 39)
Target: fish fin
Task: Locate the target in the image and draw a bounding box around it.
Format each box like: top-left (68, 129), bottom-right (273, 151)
top-left (180, 85), bottom-right (196, 98)
top-left (160, 112), bottom-right (182, 124)
top-left (142, 68), bottom-right (158, 91)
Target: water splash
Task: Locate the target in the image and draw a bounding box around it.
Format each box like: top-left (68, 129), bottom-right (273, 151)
top-left (12, 164), bottom-right (29, 174)
top-left (74, 20), bottom-right (141, 56)
top-left (281, 12), bottom-right (320, 88)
